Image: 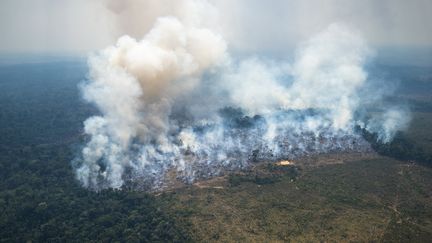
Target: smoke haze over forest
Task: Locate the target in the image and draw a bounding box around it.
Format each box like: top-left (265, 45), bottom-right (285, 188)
top-left (35, 0), bottom-right (412, 189)
top-left (2, 1), bottom-right (432, 242)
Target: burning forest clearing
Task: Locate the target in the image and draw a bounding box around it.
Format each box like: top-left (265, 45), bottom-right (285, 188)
top-left (1, 41), bottom-right (432, 243)
top-left (73, 0), bottom-right (410, 191)
top-left (1, 0), bottom-right (432, 242)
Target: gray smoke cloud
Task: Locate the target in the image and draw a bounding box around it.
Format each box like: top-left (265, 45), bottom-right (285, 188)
top-left (75, 0), bottom-right (410, 190)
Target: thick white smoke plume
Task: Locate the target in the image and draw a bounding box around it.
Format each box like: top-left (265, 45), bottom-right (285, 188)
top-left (75, 0), bottom-right (409, 190)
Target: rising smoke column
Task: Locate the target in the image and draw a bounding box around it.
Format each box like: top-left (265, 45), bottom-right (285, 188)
top-left (77, 0), bottom-right (227, 189)
top-left (75, 0), bottom-right (409, 190)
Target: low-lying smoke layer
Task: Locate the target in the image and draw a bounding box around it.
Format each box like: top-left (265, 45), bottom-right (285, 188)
top-left (74, 0), bottom-right (409, 190)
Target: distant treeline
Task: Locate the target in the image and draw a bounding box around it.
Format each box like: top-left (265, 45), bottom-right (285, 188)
top-left (360, 128), bottom-right (432, 167)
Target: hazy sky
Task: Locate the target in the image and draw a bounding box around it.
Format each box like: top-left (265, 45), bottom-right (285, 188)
top-left (1, 0), bottom-right (431, 55)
